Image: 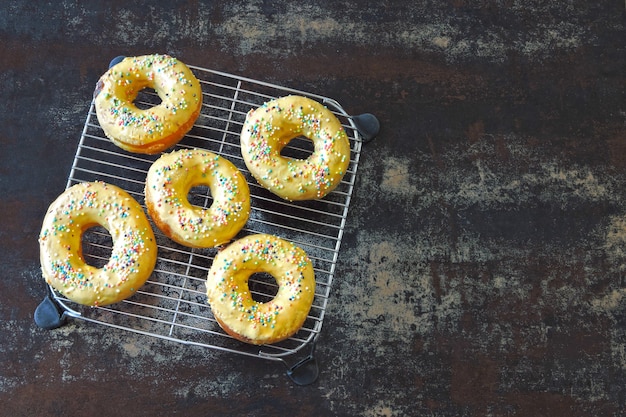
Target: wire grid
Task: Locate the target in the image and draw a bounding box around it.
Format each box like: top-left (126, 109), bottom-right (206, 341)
top-left (51, 66), bottom-right (363, 361)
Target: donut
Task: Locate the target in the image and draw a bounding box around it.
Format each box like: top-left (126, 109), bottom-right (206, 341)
top-left (206, 234), bottom-right (316, 345)
top-left (145, 148), bottom-right (251, 248)
top-left (240, 95), bottom-right (351, 201)
top-left (38, 181), bottom-right (157, 306)
top-left (94, 54), bottom-right (203, 154)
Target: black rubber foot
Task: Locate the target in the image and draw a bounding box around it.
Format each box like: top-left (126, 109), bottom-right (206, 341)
top-left (351, 113), bottom-right (380, 143)
top-left (34, 288), bottom-right (67, 330)
top-left (108, 55), bottom-right (126, 69)
top-left (286, 354), bottom-right (319, 385)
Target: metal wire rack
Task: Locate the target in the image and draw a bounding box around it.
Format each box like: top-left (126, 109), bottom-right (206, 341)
top-left (35, 63), bottom-right (373, 384)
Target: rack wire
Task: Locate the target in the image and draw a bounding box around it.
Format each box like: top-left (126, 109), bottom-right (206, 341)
top-left (40, 64), bottom-right (366, 382)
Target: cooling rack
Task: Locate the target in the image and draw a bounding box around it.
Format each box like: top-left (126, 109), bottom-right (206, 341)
top-left (35, 60), bottom-right (378, 385)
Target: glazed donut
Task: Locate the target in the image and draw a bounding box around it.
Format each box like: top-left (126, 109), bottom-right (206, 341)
top-left (145, 148), bottom-right (251, 248)
top-left (38, 181), bottom-right (157, 306)
top-left (94, 54), bottom-right (203, 154)
top-left (206, 234), bottom-right (316, 345)
top-left (240, 95), bottom-right (351, 201)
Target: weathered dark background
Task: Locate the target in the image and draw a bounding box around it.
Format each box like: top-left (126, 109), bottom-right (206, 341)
top-left (1, 1), bottom-right (625, 416)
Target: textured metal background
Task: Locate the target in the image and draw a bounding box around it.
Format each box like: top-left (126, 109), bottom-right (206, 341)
top-left (1, 1), bottom-right (624, 415)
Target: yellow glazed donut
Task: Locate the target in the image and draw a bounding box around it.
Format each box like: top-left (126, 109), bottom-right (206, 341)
top-left (38, 181), bottom-right (157, 306)
top-left (94, 54), bottom-right (203, 154)
top-left (145, 149), bottom-right (251, 248)
top-left (240, 95), bottom-right (351, 201)
top-left (206, 234), bottom-right (316, 345)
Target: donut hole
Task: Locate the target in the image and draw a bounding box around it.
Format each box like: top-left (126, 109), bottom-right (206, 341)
top-left (133, 87), bottom-right (162, 110)
top-left (187, 185), bottom-right (213, 208)
top-left (248, 272), bottom-right (279, 303)
top-left (280, 136), bottom-right (315, 160)
top-left (81, 226), bottom-right (113, 268)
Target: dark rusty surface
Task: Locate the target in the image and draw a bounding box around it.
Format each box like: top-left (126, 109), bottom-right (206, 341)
top-left (1, 1), bottom-right (625, 416)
